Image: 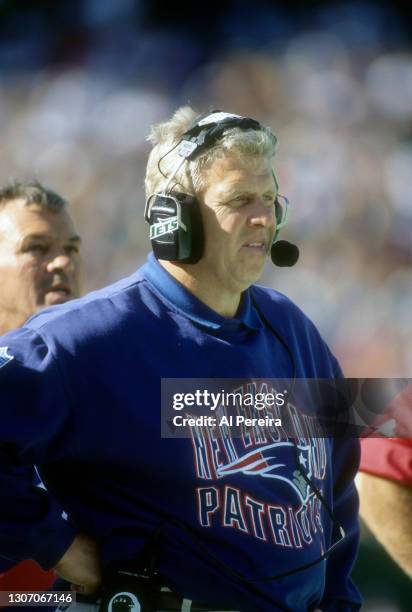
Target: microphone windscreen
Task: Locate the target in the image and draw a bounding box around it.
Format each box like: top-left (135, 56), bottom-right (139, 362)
top-left (271, 240), bottom-right (300, 267)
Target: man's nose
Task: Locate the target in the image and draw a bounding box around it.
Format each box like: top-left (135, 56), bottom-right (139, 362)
top-left (247, 198), bottom-right (275, 228)
top-left (46, 253), bottom-right (74, 273)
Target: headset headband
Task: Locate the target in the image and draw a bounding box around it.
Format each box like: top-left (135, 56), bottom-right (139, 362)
top-left (144, 110), bottom-right (274, 223)
top-left (179, 111), bottom-right (265, 160)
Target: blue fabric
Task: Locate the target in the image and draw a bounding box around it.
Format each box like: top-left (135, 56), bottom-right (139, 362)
top-left (0, 254), bottom-right (361, 611)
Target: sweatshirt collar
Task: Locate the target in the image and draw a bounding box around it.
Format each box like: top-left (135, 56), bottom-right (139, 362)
top-left (141, 253), bottom-right (262, 331)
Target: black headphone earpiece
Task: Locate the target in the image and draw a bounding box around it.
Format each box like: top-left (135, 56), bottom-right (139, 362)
top-left (146, 192), bottom-right (204, 264)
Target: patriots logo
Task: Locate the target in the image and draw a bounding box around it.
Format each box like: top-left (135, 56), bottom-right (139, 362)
top-left (0, 347), bottom-right (14, 370)
top-left (216, 441), bottom-right (313, 503)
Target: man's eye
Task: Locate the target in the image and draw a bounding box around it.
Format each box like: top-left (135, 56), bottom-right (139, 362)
top-left (231, 196), bottom-right (248, 206)
top-left (27, 244), bottom-right (47, 254)
top-left (65, 245), bottom-right (80, 255)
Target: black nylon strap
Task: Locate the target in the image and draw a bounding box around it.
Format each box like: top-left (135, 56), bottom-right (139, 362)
top-left (181, 111), bottom-right (264, 160)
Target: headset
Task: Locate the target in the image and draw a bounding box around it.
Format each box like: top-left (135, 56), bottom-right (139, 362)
top-left (144, 110), bottom-right (293, 265)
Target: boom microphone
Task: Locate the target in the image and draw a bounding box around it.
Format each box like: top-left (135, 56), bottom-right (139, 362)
top-left (271, 240), bottom-right (300, 267)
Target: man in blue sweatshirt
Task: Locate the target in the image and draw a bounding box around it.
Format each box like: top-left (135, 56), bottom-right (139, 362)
top-left (0, 180), bottom-right (83, 597)
top-left (0, 108), bottom-right (361, 611)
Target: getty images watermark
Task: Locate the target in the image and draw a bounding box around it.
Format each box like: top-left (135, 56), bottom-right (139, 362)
top-left (171, 388), bottom-right (286, 428)
top-left (161, 378), bottom-right (412, 439)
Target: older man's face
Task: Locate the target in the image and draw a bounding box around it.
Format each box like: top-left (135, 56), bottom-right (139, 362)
top-left (0, 198), bottom-right (82, 328)
top-left (197, 154), bottom-right (277, 295)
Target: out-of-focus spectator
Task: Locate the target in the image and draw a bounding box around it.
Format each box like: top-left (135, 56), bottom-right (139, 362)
top-left (0, 180), bottom-right (83, 598)
top-left (0, 181), bottom-right (82, 334)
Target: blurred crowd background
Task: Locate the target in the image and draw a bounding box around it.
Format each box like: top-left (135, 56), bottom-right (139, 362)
top-left (0, 0), bottom-right (410, 609)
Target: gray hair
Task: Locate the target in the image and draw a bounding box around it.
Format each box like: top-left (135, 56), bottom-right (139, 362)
top-left (145, 106), bottom-right (278, 199)
top-left (0, 180), bottom-right (67, 211)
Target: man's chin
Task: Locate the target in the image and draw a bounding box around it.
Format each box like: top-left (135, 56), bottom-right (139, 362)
top-left (233, 268), bottom-right (265, 292)
top-left (44, 291), bottom-right (73, 306)
top-left (241, 261), bottom-right (266, 283)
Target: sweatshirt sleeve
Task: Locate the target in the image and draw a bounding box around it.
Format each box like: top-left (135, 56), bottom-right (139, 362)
top-left (0, 327), bottom-right (78, 569)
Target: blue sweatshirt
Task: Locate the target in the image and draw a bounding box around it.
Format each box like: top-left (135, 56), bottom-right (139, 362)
top-left (0, 254), bottom-right (361, 611)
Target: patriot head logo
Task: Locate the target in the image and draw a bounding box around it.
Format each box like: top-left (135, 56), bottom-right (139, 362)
top-left (0, 347), bottom-right (14, 370)
top-left (216, 441), bottom-right (313, 503)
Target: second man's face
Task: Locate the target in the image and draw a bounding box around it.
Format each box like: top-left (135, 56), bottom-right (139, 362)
top-left (197, 154), bottom-right (277, 295)
top-left (0, 198), bottom-right (83, 327)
